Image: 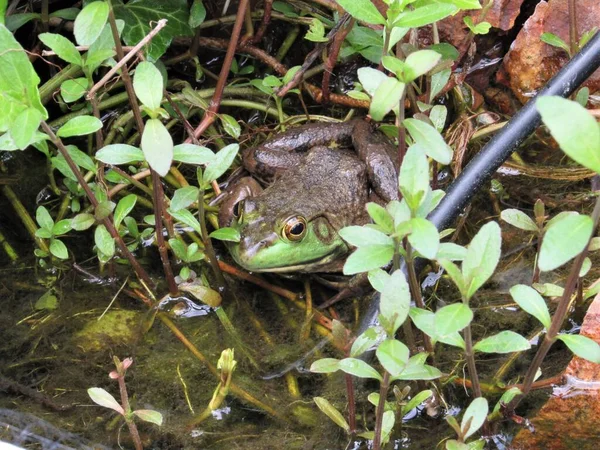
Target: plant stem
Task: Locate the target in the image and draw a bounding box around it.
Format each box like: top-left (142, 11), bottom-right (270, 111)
top-left (463, 322), bottom-right (482, 398)
top-left (115, 369), bottom-right (143, 450)
top-left (568, 0), bottom-right (578, 56)
top-left (345, 373), bottom-right (356, 434)
top-left (405, 244), bottom-right (433, 354)
top-left (373, 371), bottom-right (391, 450)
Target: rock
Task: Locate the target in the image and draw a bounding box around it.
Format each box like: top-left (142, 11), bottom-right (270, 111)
top-left (502, 0), bottom-right (600, 104)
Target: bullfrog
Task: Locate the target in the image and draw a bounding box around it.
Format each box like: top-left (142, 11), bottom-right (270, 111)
top-left (218, 119), bottom-right (398, 273)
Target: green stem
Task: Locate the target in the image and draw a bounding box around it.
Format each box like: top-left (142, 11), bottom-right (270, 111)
top-left (39, 65), bottom-right (83, 105)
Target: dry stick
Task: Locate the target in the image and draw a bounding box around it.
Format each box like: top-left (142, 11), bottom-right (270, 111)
top-left (568, 0), bottom-right (578, 56)
top-left (510, 190), bottom-right (600, 412)
top-left (277, 13), bottom-right (351, 98)
top-left (106, 8), bottom-right (178, 296)
top-left (249, 0), bottom-right (273, 44)
top-left (321, 17), bottom-right (354, 103)
top-left (40, 121), bottom-right (154, 287)
top-left (86, 20), bottom-right (167, 99)
top-left (188, 0), bottom-right (250, 141)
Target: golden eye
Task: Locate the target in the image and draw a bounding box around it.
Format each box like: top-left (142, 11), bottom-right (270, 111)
top-left (283, 216), bottom-right (307, 241)
top-left (233, 200), bottom-right (244, 220)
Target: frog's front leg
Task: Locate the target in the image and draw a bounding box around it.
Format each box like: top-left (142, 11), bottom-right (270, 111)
top-left (218, 177), bottom-right (262, 228)
top-left (242, 120), bottom-right (357, 181)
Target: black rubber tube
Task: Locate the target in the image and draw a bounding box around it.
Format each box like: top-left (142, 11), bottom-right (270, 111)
top-left (358, 31), bottom-right (600, 334)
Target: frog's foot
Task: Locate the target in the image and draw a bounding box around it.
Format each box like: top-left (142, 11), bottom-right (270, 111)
top-left (312, 272), bottom-right (371, 309)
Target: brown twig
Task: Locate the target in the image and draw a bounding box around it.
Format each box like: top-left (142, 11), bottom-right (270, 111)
top-left (322, 17), bottom-right (354, 102)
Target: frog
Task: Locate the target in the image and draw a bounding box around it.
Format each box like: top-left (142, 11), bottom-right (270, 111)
top-left (218, 119), bottom-right (399, 273)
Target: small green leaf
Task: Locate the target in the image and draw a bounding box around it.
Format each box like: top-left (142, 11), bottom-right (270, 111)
top-left (403, 118), bottom-right (452, 165)
top-left (430, 69), bottom-right (451, 102)
top-left (133, 409), bottom-right (163, 426)
top-left (6, 13), bottom-right (40, 32)
top-left (473, 331), bottom-right (531, 354)
top-left (461, 397), bottom-right (488, 440)
top-left (94, 200), bottom-right (115, 221)
top-left (220, 114), bottom-right (241, 138)
top-left (463, 221), bottom-right (501, 299)
top-left (437, 243), bottom-right (467, 261)
top-left (88, 387), bottom-right (124, 415)
top-left (556, 334), bottom-right (600, 363)
top-left (141, 119), bottom-right (173, 176)
top-left (170, 186), bottom-right (199, 212)
top-left (367, 269), bottom-right (390, 293)
top-left (540, 32), bottom-right (571, 54)
top-left (380, 270), bottom-right (411, 336)
top-left (50, 239), bottom-right (69, 259)
top-left (71, 213), bottom-right (95, 231)
top-left (537, 96), bottom-right (600, 174)
top-left (500, 209), bottom-right (538, 231)
top-left (402, 50), bottom-right (441, 83)
top-left (434, 303), bottom-right (473, 336)
top-left (336, 0), bottom-right (385, 25)
top-left (407, 217), bottom-right (439, 259)
top-left (313, 397), bottom-right (350, 432)
top-left (57, 115), bottom-right (102, 138)
top-left (464, 16), bottom-right (491, 35)
top-left (343, 244), bottom-right (394, 275)
top-left (399, 144), bottom-right (430, 211)
top-left (61, 78), bottom-right (88, 102)
top-left (203, 143), bottom-right (239, 185)
top-left (36, 206), bottom-right (54, 230)
top-left (168, 208), bottom-right (202, 234)
top-left (538, 213), bottom-right (593, 271)
top-left (357, 67), bottom-right (388, 96)
top-left (35, 290), bottom-right (59, 310)
top-left (133, 61), bottom-right (164, 111)
top-left (172, 144), bottom-right (215, 165)
top-left (94, 224), bottom-right (115, 258)
top-left (376, 339), bottom-right (409, 377)
top-left (366, 202), bottom-right (394, 234)
top-left (509, 284), bottom-right (551, 329)
top-left (209, 227), bottom-right (241, 242)
top-left (339, 226), bottom-right (393, 247)
top-left (74, 1), bottom-right (109, 46)
top-left (96, 144), bottom-right (145, 165)
top-left (350, 327), bottom-right (382, 357)
top-left (409, 307), bottom-right (436, 338)
top-left (189, 0), bottom-right (206, 28)
top-left (114, 194), bottom-right (137, 229)
top-left (52, 219), bottom-right (72, 236)
top-left (310, 358), bottom-right (340, 373)
top-left (394, 4), bottom-right (458, 28)
top-left (391, 354), bottom-right (441, 380)
top-left (401, 389), bottom-right (433, 416)
top-left (305, 18), bottom-right (329, 42)
top-left (338, 357), bottom-right (382, 380)
top-left (369, 77), bottom-right (405, 121)
top-left (38, 32), bottom-right (82, 66)
top-left (438, 259), bottom-right (465, 294)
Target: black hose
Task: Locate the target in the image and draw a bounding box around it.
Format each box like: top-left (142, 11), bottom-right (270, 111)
top-left (358, 31), bottom-right (600, 335)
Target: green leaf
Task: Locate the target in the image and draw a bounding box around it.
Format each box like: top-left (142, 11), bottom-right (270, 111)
top-left (313, 397), bottom-right (350, 432)
top-left (203, 143), bottom-right (239, 185)
top-left (170, 186), bottom-right (199, 212)
top-left (336, 0), bottom-right (385, 25)
top-left (366, 202), bottom-right (394, 234)
top-left (357, 67), bottom-right (388, 96)
top-left (461, 397), bottom-right (488, 440)
top-left (94, 224), bottom-right (115, 258)
top-left (376, 339), bottom-right (409, 377)
top-left (133, 409), bottom-right (163, 426)
top-left (403, 118), bottom-right (453, 164)
top-left (35, 290), bottom-right (59, 310)
top-left (133, 61), bottom-right (163, 111)
top-left (141, 118), bottom-right (173, 176)
top-left (52, 219), bottom-right (72, 236)
top-left (6, 13), bottom-right (40, 32)
top-left (57, 116), bottom-right (102, 137)
top-left (49, 239), bottom-right (69, 259)
top-left (434, 303), bottom-right (473, 336)
top-left (85, 20), bottom-right (122, 72)
top-left (463, 16), bottom-right (491, 35)
top-left (407, 217), bottom-right (439, 259)
top-left (441, 0), bottom-right (482, 9)
top-left (35, 228), bottom-right (52, 239)
top-left (538, 213), bottom-right (593, 271)
top-left (113, 0), bottom-right (192, 61)
top-left (189, 0), bottom-right (206, 28)
top-left (437, 243), bottom-right (466, 261)
top-left (350, 327), bottom-right (382, 357)
top-left (38, 32), bottom-right (82, 66)
top-left (114, 194), bottom-right (137, 229)
top-left (399, 143), bottom-right (430, 211)
top-left (509, 284), bottom-right (551, 329)
top-left (74, 1), bottom-right (109, 46)
top-left (310, 358), bottom-right (340, 373)
top-left (368, 269), bottom-right (391, 293)
top-left (339, 225), bottom-right (393, 247)
top-left (71, 213), bottom-right (95, 231)
top-left (438, 259), bottom-right (465, 294)
top-left (402, 50), bottom-right (441, 83)
top-left (380, 270), bottom-right (411, 335)
top-left (402, 389), bottom-right (433, 416)
top-left (500, 208), bottom-right (538, 231)
top-left (305, 18), bottom-right (329, 42)
top-left (61, 77), bottom-right (88, 103)
top-left (540, 32), bottom-right (570, 54)
top-left (556, 334), bottom-right (600, 363)
top-left (220, 114), bottom-right (241, 138)
top-left (96, 144), bottom-right (145, 165)
top-left (88, 387), bottom-right (124, 415)
top-left (576, 87), bottom-right (590, 107)
top-left (11, 107), bottom-right (42, 149)
top-left (50, 8), bottom-right (81, 20)
top-left (338, 358), bottom-right (382, 380)
top-left (430, 69), bottom-right (451, 102)
top-left (172, 143), bottom-right (215, 165)
top-left (95, 200), bottom-right (115, 221)
top-left (409, 307), bottom-right (436, 338)
top-left (537, 96), bottom-right (600, 174)
top-left (429, 105), bottom-right (448, 133)
top-left (463, 221), bottom-right (501, 299)
top-left (209, 227), bottom-right (241, 242)
top-left (394, 3), bottom-right (458, 28)
top-left (391, 354), bottom-right (441, 380)
top-left (36, 206), bottom-right (54, 230)
top-left (473, 331), bottom-right (531, 354)
top-left (168, 208), bottom-right (202, 234)
top-left (369, 77), bottom-right (405, 121)
top-left (343, 244), bottom-right (394, 275)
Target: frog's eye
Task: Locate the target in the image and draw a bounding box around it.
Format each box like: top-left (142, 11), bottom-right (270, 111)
top-left (233, 200), bottom-right (244, 220)
top-left (282, 216), bottom-right (307, 241)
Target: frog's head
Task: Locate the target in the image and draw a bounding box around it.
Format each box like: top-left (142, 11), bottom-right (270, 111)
top-left (227, 198), bottom-right (349, 272)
